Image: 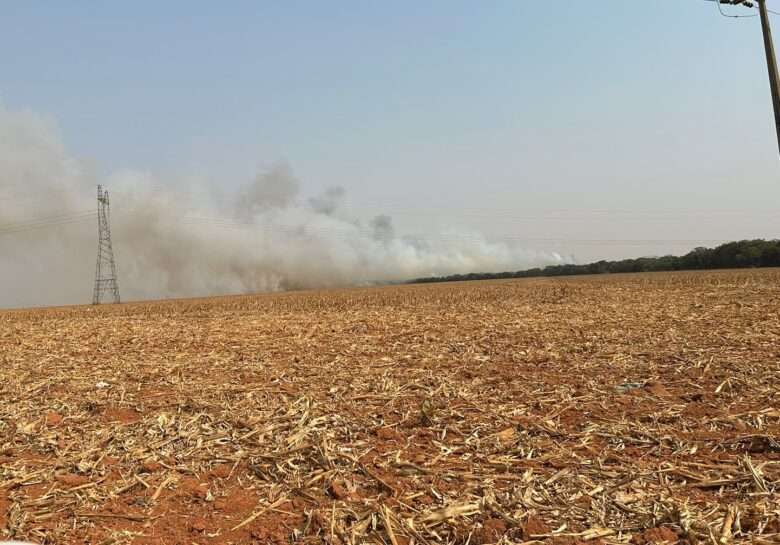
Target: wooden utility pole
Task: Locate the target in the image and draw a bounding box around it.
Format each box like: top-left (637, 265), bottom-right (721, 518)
top-left (757, 0), bottom-right (780, 155)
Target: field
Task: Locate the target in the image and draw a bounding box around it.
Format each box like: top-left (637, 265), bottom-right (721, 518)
top-left (1, 270), bottom-right (779, 545)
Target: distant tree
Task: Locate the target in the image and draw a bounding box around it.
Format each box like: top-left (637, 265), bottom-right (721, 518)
top-left (408, 239), bottom-right (780, 285)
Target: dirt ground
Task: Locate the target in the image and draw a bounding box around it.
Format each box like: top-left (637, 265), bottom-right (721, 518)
top-left (1, 270), bottom-right (778, 545)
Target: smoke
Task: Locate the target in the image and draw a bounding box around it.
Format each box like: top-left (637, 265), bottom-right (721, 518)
top-left (308, 186), bottom-right (345, 216)
top-left (370, 215), bottom-right (395, 245)
top-left (235, 164), bottom-right (299, 218)
top-left (0, 105), bottom-right (565, 308)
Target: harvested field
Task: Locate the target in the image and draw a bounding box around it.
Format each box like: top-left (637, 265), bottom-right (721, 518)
top-left (1, 269), bottom-right (779, 545)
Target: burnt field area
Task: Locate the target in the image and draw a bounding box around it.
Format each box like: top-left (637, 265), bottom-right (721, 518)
top-left (1, 270), bottom-right (779, 545)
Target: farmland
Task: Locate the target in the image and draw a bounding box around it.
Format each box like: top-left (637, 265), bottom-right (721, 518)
top-left (1, 270), bottom-right (779, 545)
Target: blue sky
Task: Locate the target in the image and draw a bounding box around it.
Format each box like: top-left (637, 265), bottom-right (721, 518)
top-left (2, 0), bottom-right (779, 261)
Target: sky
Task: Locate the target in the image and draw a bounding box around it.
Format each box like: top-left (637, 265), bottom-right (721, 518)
top-left (1, 0), bottom-right (779, 265)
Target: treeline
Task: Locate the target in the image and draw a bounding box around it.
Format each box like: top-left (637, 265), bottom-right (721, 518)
top-left (410, 239), bottom-right (780, 284)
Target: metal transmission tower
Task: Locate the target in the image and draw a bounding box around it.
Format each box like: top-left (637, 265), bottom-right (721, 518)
top-left (92, 185), bottom-right (121, 304)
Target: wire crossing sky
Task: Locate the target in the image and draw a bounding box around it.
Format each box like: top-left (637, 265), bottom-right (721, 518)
top-left (1, 0), bottom-right (779, 272)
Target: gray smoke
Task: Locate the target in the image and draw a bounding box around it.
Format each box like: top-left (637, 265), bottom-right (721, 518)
top-left (235, 163), bottom-right (299, 218)
top-left (0, 105), bottom-right (565, 308)
top-left (370, 215), bottom-right (395, 245)
top-left (308, 186), bottom-right (346, 216)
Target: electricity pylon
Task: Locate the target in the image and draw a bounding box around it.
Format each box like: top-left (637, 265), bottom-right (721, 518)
top-left (92, 185), bottom-right (121, 304)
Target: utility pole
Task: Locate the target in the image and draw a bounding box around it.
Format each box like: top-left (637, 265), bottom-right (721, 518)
top-left (92, 185), bottom-right (121, 304)
top-left (720, 0), bottom-right (780, 154)
top-left (757, 0), bottom-right (780, 155)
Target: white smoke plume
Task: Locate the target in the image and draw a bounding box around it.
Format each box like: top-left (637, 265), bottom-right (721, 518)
top-left (0, 105), bottom-right (564, 308)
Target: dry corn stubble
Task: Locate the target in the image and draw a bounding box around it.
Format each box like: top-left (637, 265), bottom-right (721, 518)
top-left (0, 269), bottom-right (779, 545)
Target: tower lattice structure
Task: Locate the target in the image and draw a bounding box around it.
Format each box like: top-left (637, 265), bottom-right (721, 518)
top-left (92, 185), bottom-right (121, 304)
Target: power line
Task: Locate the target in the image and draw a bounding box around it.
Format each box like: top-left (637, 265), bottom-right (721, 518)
top-left (0, 209), bottom-right (95, 227)
top-left (0, 198), bottom-right (774, 250)
top-left (705, 0), bottom-right (780, 153)
top-left (704, 0), bottom-right (780, 17)
top-left (0, 211), bottom-right (96, 236)
top-left (6, 182), bottom-right (780, 218)
top-left (705, 0), bottom-right (759, 18)
top-left (1, 205), bottom-right (776, 233)
top-left (174, 216), bottom-right (732, 247)
top-left (0, 217), bottom-right (95, 237)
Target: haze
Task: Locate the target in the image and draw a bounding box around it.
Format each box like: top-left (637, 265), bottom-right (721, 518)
top-left (1, 1), bottom-right (779, 307)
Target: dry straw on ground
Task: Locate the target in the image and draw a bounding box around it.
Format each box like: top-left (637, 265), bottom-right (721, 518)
top-left (0, 269), bottom-right (778, 545)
